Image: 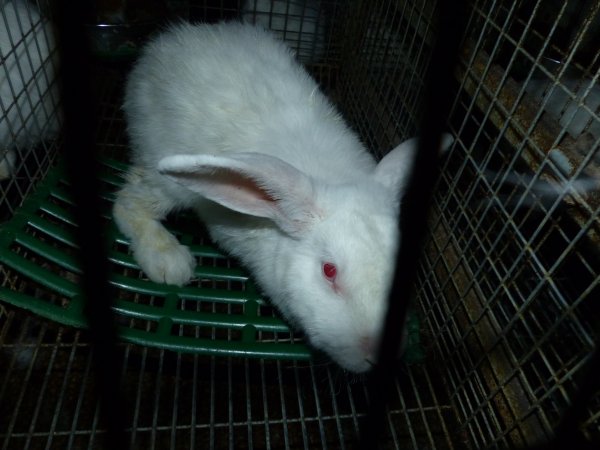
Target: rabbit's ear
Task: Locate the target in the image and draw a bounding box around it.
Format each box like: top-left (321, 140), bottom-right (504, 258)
top-left (374, 134), bottom-right (454, 201)
top-left (158, 153), bottom-right (319, 236)
top-left (373, 137), bottom-right (419, 201)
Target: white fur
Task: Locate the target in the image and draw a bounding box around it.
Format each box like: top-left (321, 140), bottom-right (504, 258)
top-left (0, 0), bottom-right (60, 180)
top-left (114, 22), bottom-right (452, 372)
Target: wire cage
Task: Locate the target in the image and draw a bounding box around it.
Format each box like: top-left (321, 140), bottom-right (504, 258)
top-left (1, 0), bottom-right (599, 449)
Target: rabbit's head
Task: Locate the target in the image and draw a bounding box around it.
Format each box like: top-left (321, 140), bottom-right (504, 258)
top-left (158, 135), bottom-right (452, 372)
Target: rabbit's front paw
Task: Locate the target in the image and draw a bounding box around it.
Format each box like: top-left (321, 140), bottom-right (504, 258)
top-left (134, 231), bottom-right (196, 286)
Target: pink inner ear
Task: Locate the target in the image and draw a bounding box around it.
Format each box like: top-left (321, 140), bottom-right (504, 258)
top-left (215, 169), bottom-right (277, 203)
top-left (161, 154), bottom-right (316, 236)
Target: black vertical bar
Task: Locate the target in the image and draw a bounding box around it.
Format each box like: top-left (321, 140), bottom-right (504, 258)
top-left (54, 2), bottom-right (127, 449)
top-left (358, 2), bottom-right (466, 449)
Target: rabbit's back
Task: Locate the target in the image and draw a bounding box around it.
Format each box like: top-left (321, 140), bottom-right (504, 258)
top-left (124, 21), bottom-right (374, 181)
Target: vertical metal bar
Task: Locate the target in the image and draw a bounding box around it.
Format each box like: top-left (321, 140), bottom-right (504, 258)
top-left (190, 294), bottom-right (205, 450)
top-left (209, 358), bottom-right (216, 446)
top-left (325, 366), bottom-right (346, 450)
top-left (208, 286), bottom-right (218, 450)
top-left (292, 362), bottom-right (310, 450)
top-left (66, 341), bottom-right (95, 450)
top-left (308, 363), bottom-right (328, 450)
top-left (244, 359), bottom-right (254, 449)
top-left (150, 350), bottom-right (166, 450)
top-left (129, 346), bottom-right (149, 448)
top-left (260, 359), bottom-right (271, 450)
top-left (170, 342), bottom-right (182, 449)
top-left (44, 331), bottom-right (81, 450)
top-left (190, 352), bottom-right (198, 450)
top-left (227, 307), bottom-right (236, 450)
top-left (87, 397), bottom-right (103, 449)
top-left (344, 374), bottom-right (361, 441)
top-left (228, 357), bottom-right (234, 450)
top-left (276, 361), bottom-right (291, 450)
top-left (359, 1), bottom-right (466, 448)
top-left (119, 342), bottom-right (133, 403)
top-left (53, 2), bottom-right (126, 448)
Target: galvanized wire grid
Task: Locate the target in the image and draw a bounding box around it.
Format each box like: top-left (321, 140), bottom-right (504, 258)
top-left (1, 0), bottom-right (600, 449)
top-left (336, 0), bottom-right (437, 157)
top-left (0, 7), bottom-right (460, 448)
top-left (0, 291), bottom-right (457, 450)
top-left (416, 0), bottom-right (599, 448)
top-left (337, 0), bottom-right (599, 447)
top-left (0, 0), bottom-right (61, 223)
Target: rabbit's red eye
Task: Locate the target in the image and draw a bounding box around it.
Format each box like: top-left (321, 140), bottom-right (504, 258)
top-left (323, 262), bottom-right (337, 281)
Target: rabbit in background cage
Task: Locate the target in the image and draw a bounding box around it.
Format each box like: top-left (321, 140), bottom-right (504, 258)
top-left (241, 0), bottom-right (326, 63)
top-left (0, 0), bottom-right (61, 180)
top-left (525, 77), bottom-right (600, 147)
top-left (113, 21), bottom-right (453, 373)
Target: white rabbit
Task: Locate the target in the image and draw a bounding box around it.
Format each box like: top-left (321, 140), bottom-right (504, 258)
top-left (241, 0), bottom-right (326, 63)
top-left (0, 0), bottom-right (60, 180)
top-left (113, 22), bottom-right (452, 373)
top-left (525, 78), bottom-right (600, 142)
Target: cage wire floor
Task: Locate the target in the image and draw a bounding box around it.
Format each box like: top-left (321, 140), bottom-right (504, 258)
top-left (0, 67), bottom-right (461, 449)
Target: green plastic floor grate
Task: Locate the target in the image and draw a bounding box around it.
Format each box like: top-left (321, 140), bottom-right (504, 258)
top-left (0, 157), bottom-right (312, 361)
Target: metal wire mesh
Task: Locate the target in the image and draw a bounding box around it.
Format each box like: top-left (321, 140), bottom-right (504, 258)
top-left (335, 0), bottom-right (599, 447)
top-left (0, 0), bottom-right (61, 223)
top-left (421, 0), bottom-right (600, 447)
top-left (1, 8), bottom-right (459, 446)
top-left (0, 308), bottom-right (457, 449)
top-left (1, 0), bottom-right (599, 449)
